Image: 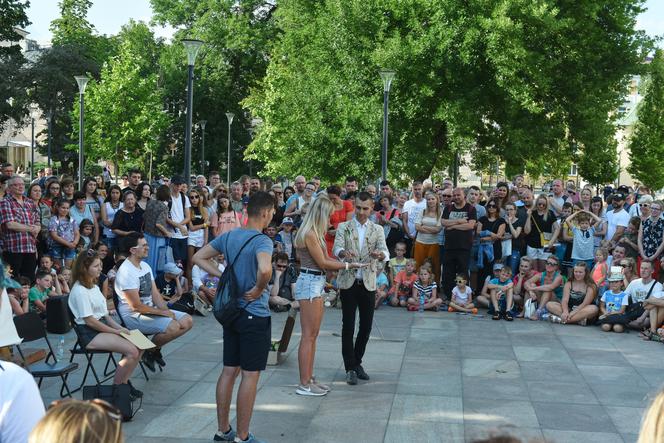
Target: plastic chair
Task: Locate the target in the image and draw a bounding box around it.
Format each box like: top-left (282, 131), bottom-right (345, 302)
top-left (13, 312), bottom-right (79, 397)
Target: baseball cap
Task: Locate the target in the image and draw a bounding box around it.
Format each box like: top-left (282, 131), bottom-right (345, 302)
top-left (163, 263), bottom-right (183, 276)
top-left (493, 263), bottom-right (504, 271)
top-left (282, 217), bottom-right (294, 225)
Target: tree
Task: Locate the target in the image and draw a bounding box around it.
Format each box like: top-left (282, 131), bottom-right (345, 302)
top-left (151, 0), bottom-right (277, 178)
top-left (81, 22), bottom-right (168, 178)
top-left (245, 0), bottom-right (651, 183)
top-left (23, 45), bottom-right (100, 172)
top-left (628, 49), bottom-right (664, 190)
top-left (0, 0), bottom-right (30, 127)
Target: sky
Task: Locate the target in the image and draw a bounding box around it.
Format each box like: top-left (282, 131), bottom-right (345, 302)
top-left (24, 0), bottom-right (664, 44)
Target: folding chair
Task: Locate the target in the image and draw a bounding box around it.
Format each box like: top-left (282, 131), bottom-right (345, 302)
top-left (62, 308), bottom-right (118, 396)
top-left (13, 312), bottom-right (79, 398)
top-left (112, 290), bottom-right (156, 379)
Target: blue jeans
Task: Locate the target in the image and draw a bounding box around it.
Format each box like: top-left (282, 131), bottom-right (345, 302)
top-left (506, 249), bottom-right (521, 276)
top-left (144, 232), bottom-right (168, 276)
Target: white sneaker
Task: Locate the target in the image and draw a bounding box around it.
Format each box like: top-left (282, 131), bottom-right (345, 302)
top-left (296, 383), bottom-right (327, 396)
top-left (548, 315), bottom-right (562, 323)
top-left (311, 376), bottom-right (330, 392)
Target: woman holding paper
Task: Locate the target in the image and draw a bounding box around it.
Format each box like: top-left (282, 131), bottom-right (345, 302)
top-left (68, 251), bottom-right (144, 400)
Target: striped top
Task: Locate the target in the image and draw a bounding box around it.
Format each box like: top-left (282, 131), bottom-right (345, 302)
top-left (414, 281), bottom-right (436, 299)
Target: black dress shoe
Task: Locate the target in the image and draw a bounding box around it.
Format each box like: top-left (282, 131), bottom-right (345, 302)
top-left (153, 349), bottom-right (166, 367)
top-left (355, 365), bottom-right (370, 380)
top-left (346, 370), bottom-right (358, 385)
top-left (141, 351), bottom-right (156, 372)
top-left (127, 380), bottom-right (143, 400)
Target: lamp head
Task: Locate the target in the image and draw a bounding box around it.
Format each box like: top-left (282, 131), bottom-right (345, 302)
top-left (199, 120), bottom-right (207, 130)
top-left (226, 113), bottom-right (235, 125)
top-left (182, 39), bottom-right (204, 66)
top-left (379, 69), bottom-right (396, 92)
top-left (74, 75), bottom-right (89, 94)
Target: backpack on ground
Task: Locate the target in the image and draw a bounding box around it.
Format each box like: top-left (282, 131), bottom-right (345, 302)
top-left (213, 232), bottom-right (264, 327)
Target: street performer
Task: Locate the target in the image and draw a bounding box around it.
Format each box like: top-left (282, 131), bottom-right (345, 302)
top-left (333, 191), bottom-right (390, 385)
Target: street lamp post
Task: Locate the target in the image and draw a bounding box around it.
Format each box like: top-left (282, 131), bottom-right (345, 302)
top-left (182, 39), bottom-right (204, 185)
top-left (199, 120), bottom-right (207, 175)
top-left (29, 105), bottom-right (37, 182)
top-left (226, 112), bottom-right (234, 185)
top-left (379, 69), bottom-right (395, 182)
top-left (74, 75), bottom-right (89, 189)
top-left (45, 109), bottom-right (53, 168)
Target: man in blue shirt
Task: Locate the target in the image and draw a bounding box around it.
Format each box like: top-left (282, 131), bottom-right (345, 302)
top-left (193, 191), bottom-right (275, 443)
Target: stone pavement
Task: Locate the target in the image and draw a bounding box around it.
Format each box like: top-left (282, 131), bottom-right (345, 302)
top-left (36, 307), bottom-right (664, 442)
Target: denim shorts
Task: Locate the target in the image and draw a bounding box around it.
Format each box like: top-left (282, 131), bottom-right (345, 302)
top-left (294, 271), bottom-right (326, 301)
top-left (49, 244), bottom-right (76, 260)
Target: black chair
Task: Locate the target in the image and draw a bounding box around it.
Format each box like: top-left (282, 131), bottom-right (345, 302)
top-left (13, 312), bottom-right (79, 398)
top-left (112, 290), bottom-right (156, 379)
top-left (62, 308), bottom-right (118, 396)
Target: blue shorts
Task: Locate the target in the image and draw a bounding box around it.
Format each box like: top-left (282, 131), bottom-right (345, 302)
top-left (122, 309), bottom-right (188, 334)
top-left (49, 244), bottom-right (77, 260)
top-left (294, 271), bottom-right (326, 301)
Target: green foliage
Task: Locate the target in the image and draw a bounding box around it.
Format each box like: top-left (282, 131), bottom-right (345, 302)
top-left (246, 0), bottom-right (651, 183)
top-left (151, 0), bottom-right (277, 179)
top-left (77, 22), bottom-right (169, 178)
top-left (0, 0), bottom-right (30, 127)
top-left (628, 50), bottom-right (664, 190)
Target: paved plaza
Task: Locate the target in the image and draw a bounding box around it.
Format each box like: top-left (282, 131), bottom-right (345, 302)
top-left (37, 307), bottom-right (664, 443)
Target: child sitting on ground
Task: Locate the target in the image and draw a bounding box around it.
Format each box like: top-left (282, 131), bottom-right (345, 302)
top-left (598, 267), bottom-right (629, 333)
top-left (476, 263), bottom-right (505, 309)
top-left (192, 254), bottom-right (225, 309)
top-left (486, 266), bottom-right (515, 321)
top-left (591, 248), bottom-right (609, 298)
top-left (375, 267), bottom-right (390, 309)
top-left (448, 274), bottom-right (477, 314)
top-left (388, 241), bottom-right (408, 283)
top-left (29, 268), bottom-right (63, 317)
top-left (275, 217), bottom-right (297, 262)
top-left (408, 264), bottom-right (442, 311)
top-left (388, 259), bottom-right (418, 307)
top-left (7, 277), bottom-right (30, 316)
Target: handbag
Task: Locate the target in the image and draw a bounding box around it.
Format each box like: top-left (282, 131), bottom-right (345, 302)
top-left (524, 298), bottom-right (538, 318)
top-left (530, 214), bottom-right (549, 247)
top-left (82, 384), bottom-right (138, 422)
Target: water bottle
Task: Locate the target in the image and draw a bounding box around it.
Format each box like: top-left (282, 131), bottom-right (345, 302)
top-left (418, 291), bottom-right (425, 313)
top-left (56, 335), bottom-right (65, 360)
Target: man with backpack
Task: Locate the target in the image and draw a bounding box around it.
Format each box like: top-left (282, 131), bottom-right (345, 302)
top-left (167, 175), bottom-right (191, 271)
top-left (193, 191), bottom-right (275, 443)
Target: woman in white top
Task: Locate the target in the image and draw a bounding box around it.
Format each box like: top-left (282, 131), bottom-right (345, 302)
top-left (67, 251), bottom-right (143, 399)
top-left (413, 191), bottom-right (443, 284)
top-left (100, 185), bottom-right (123, 252)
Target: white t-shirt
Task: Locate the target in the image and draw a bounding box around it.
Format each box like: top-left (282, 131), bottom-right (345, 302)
top-left (605, 209), bottom-right (630, 242)
top-left (625, 278), bottom-right (663, 303)
top-left (114, 260), bottom-right (155, 317)
top-left (68, 282), bottom-right (109, 325)
top-left (170, 192), bottom-right (191, 239)
top-left (452, 286), bottom-right (472, 304)
top-left (0, 361), bottom-right (45, 443)
top-left (402, 198), bottom-right (427, 237)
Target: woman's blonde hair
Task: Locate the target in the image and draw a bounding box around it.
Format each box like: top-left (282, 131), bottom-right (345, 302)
top-left (638, 389), bottom-right (664, 443)
top-left (294, 195), bottom-right (334, 250)
top-left (29, 399), bottom-right (123, 443)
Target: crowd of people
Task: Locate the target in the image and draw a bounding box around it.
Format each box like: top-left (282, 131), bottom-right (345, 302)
top-left (2, 160), bottom-right (664, 442)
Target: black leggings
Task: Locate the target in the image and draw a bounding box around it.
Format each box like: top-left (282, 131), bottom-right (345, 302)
top-left (442, 248), bottom-right (470, 298)
top-left (3, 251), bottom-right (37, 282)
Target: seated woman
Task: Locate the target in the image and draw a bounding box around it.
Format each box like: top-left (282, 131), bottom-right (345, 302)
top-left (523, 255), bottom-right (564, 320)
top-left (545, 262), bottom-right (599, 325)
top-left (67, 252), bottom-right (143, 401)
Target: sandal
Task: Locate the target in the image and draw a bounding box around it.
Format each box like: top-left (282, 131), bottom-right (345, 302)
top-left (640, 330), bottom-right (654, 340)
top-left (504, 312), bottom-right (513, 321)
top-left (492, 312), bottom-right (500, 321)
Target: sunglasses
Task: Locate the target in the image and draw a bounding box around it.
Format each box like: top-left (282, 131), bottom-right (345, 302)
top-left (487, 204), bottom-right (497, 208)
top-left (190, 195), bottom-right (200, 199)
top-left (442, 195), bottom-right (452, 198)
top-left (640, 203), bottom-right (650, 207)
top-left (545, 261), bottom-right (558, 266)
top-left (619, 263), bottom-right (629, 268)
top-left (455, 279), bottom-right (467, 284)
top-left (537, 202), bottom-right (547, 206)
